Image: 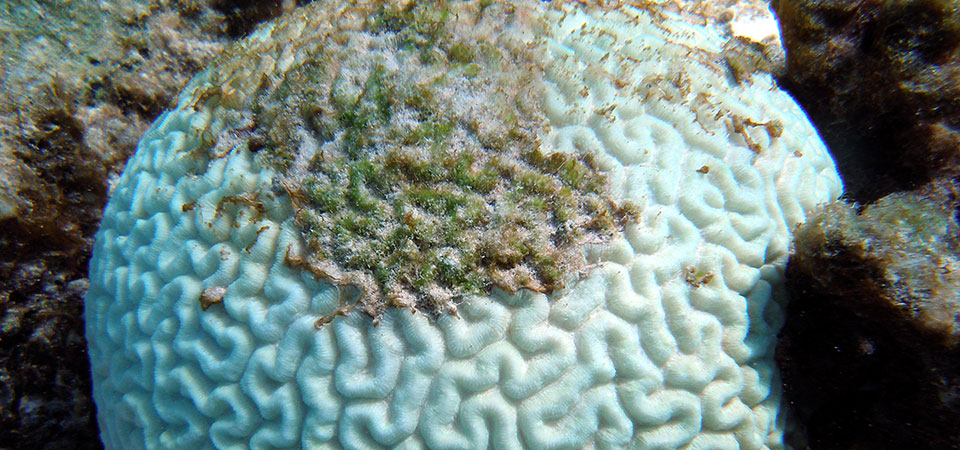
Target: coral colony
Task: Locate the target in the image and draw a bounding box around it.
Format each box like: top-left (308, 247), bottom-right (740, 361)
top-left (85, 1), bottom-right (841, 448)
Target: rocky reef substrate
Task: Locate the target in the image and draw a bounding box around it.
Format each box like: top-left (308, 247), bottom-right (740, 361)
top-left (774, 0), bottom-right (960, 447)
top-left (780, 180), bottom-right (960, 449)
top-left (773, 0), bottom-right (960, 203)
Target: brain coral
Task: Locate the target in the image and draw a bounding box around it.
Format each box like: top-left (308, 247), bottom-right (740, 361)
top-left (84, 1), bottom-right (842, 448)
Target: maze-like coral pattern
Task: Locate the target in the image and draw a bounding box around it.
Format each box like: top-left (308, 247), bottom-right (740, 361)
top-left (85, 2), bottom-right (842, 449)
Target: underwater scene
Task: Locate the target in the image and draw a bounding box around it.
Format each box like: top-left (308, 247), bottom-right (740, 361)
top-left (1, 0), bottom-right (958, 449)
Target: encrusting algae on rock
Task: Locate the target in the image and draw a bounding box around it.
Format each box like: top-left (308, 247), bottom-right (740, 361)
top-left (186, 1), bottom-right (640, 319)
top-left (781, 180), bottom-right (960, 449)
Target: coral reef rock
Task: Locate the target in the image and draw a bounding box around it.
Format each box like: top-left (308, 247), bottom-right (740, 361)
top-left (773, 0), bottom-right (960, 202)
top-left (780, 179), bottom-right (960, 450)
top-left (84, 0), bottom-right (841, 448)
top-left (0, 0), bottom-right (304, 448)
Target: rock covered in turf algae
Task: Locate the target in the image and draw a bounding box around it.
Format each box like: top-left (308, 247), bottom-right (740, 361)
top-left (780, 180), bottom-right (960, 449)
top-left (773, 0), bottom-right (960, 202)
top-left (84, 1), bottom-right (841, 448)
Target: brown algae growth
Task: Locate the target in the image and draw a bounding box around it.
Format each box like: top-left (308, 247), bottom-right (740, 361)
top-left (198, 1), bottom-right (639, 318)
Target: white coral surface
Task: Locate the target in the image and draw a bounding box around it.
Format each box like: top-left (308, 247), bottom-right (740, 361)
top-left (85, 2), bottom-right (842, 449)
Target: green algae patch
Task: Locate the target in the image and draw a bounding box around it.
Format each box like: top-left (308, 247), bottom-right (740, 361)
top-left (227, 1), bottom-right (638, 317)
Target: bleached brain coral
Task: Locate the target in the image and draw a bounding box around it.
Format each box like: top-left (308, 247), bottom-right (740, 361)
top-left (84, 1), bottom-right (842, 448)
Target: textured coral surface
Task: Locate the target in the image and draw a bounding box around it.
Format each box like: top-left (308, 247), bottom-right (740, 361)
top-left (85, 1), bottom-right (841, 448)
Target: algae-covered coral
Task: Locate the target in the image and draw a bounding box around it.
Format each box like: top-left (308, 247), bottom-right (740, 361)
top-left (203, 1), bottom-right (637, 316)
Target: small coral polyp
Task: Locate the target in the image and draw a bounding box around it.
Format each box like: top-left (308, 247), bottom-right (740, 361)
top-left (85, 1), bottom-right (842, 448)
